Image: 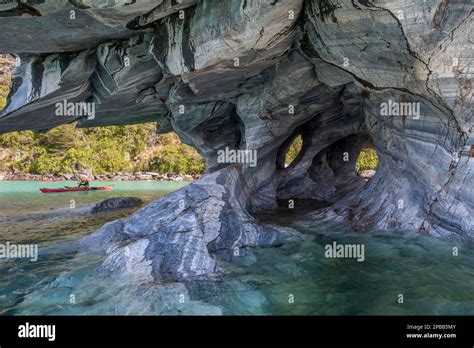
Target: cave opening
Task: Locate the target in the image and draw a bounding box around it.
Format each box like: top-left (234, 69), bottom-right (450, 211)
top-left (307, 133), bottom-right (373, 201)
top-left (275, 132), bottom-right (379, 214)
top-left (283, 134), bottom-right (303, 168)
top-left (276, 129), bottom-right (305, 171)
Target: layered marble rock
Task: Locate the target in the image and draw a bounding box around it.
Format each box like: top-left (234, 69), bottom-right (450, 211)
top-left (0, 0), bottom-right (472, 281)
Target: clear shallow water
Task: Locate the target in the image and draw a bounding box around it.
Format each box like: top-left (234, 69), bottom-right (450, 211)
top-left (0, 180), bottom-right (188, 245)
top-left (1, 181), bottom-right (473, 315)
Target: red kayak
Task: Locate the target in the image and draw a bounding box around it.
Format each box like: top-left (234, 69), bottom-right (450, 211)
top-left (40, 185), bottom-right (114, 193)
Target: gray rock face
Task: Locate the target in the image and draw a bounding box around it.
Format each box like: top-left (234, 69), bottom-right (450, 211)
top-left (81, 166), bottom-right (298, 281)
top-left (0, 0), bottom-right (472, 281)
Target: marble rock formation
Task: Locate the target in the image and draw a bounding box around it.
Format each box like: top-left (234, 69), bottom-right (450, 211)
top-left (0, 0), bottom-right (472, 281)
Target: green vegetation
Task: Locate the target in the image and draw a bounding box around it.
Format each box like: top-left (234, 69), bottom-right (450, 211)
top-left (0, 123), bottom-right (206, 175)
top-left (1, 126), bottom-right (206, 175)
top-left (356, 147), bottom-right (379, 172)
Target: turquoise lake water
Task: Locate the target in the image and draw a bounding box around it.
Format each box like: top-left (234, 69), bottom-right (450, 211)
top-left (0, 181), bottom-right (473, 315)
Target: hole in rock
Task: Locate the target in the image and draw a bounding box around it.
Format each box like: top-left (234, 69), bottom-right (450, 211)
top-left (306, 133), bottom-right (373, 202)
top-left (355, 146), bottom-right (379, 182)
top-left (275, 133), bottom-right (378, 213)
top-left (283, 134), bottom-right (303, 168)
top-left (276, 131), bottom-right (305, 170)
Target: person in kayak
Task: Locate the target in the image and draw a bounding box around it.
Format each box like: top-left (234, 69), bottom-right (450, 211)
top-left (77, 179), bottom-right (90, 188)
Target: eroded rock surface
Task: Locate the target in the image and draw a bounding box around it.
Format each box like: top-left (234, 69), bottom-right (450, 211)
top-left (0, 0), bottom-right (472, 281)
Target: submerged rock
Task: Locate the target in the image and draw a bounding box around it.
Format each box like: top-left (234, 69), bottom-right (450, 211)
top-left (90, 197), bottom-right (143, 213)
top-left (0, 197), bottom-right (143, 223)
top-left (0, 0), bottom-right (472, 281)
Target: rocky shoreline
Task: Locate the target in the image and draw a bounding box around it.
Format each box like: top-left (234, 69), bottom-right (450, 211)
top-left (0, 171), bottom-right (200, 182)
top-left (0, 170), bottom-right (374, 182)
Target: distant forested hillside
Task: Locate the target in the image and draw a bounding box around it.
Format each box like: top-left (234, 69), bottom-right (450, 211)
top-left (0, 122), bottom-right (206, 175)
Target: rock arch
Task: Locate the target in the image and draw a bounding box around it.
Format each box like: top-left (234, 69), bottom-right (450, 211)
top-left (0, 0), bottom-right (471, 281)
